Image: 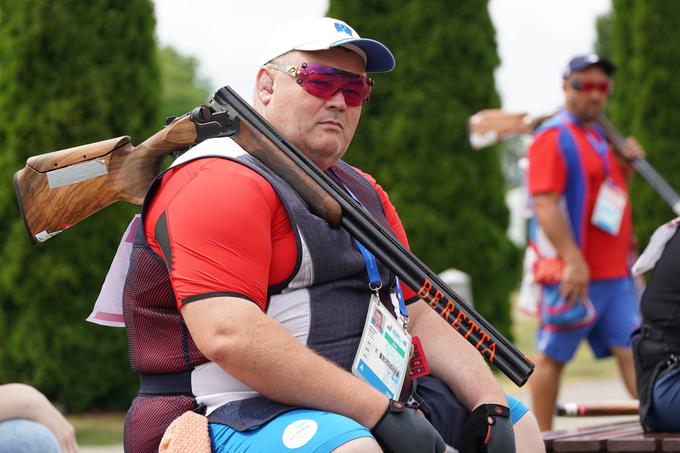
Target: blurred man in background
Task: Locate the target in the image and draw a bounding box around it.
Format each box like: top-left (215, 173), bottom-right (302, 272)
top-left (527, 54), bottom-right (644, 431)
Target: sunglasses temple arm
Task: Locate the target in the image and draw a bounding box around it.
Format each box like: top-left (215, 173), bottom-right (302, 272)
top-left (598, 114), bottom-right (680, 215)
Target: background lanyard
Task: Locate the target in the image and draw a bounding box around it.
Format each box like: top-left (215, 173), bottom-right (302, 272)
top-left (561, 110), bottom-right (611, 177)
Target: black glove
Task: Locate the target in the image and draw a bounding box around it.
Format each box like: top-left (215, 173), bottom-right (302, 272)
top-left (460, 404), bottom-right (515, 453)
top-left (371, 399), bottom-right (447, 453)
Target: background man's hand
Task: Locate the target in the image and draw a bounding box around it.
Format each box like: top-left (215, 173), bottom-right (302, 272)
top-left (620, 137), bottom-right (645, 160)
top-left (560, 252), bottom-right (590, 302)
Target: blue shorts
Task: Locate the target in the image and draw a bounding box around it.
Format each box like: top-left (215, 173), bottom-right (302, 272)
top-left (536, 277), bottom-right (640, 363)
top-left (648, 365), bottom-right (680, 431)
top-left (209, 409), bottom-right (371, 452)
top-left (209, 397), bottom-right (530, 452)
top-left (0, 419), bottom-right (60, 453)
top-left (507, 395), bottom-right (529, 424)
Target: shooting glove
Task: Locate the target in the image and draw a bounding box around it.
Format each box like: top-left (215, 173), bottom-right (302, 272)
top-left (371, 399), bottom-right (446, 453)
top-left (460, 404), bottom-right (515, 453)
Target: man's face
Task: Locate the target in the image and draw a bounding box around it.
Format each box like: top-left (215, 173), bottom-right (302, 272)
top-left (262, 48), bottom-right (366, 169)
top-left (563, 65), bottom-right (611, 124)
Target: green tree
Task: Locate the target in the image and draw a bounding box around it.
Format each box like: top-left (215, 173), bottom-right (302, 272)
top-left (606, 0), bottom-right (680, 246)
top-left (328, 1), bottom-right (518, 336)
top-left (158, 46), bottom-right (212, 122)
top-left (594, 13), bottom-right (613, 59)
top-left (0, 0), bottom-right (159, 410)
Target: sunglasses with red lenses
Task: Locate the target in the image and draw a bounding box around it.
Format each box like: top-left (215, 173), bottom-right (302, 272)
top-left (569, 79), bottom-right (612, 94)
top-left (266, 62), bottom-right (373, 107)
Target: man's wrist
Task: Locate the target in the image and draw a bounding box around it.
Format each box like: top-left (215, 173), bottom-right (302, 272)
top-left (362, 395), bottom-right (390, 429)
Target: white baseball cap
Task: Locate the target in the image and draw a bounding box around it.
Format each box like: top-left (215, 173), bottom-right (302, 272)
top-left (258, 17), bottom-right (395, 73)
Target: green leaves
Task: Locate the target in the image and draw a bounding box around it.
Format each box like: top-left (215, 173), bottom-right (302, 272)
top-left (0, 0), bottom-right (158, 410)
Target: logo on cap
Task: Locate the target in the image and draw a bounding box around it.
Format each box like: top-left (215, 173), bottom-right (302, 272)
top-left (334, 22), bottom-right (353, 36)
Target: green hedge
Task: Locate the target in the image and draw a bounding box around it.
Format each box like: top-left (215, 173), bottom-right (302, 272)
top-left (0, 0), bottom-right (159, 411)
top-left (608, 0), bottom-right (680, 246)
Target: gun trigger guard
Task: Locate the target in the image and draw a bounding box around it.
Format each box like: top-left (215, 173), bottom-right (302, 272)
top-left (190, 105), bottom-right (240, 143)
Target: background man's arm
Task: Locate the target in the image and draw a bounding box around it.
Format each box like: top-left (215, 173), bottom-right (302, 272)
top-left (533, 192), bottom-right (589, 301)
top-left (181, 296), bottom-right (389, 429)
top-left (0, 384), bottom-right (78, 453)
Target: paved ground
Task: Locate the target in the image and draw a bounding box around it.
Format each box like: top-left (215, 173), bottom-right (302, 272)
top-left (80, 376), bottom-right (637, 452)
top-left (505, 375), bottom-right (637, 431)
top-left (81, 447), bottom-right (123, 453)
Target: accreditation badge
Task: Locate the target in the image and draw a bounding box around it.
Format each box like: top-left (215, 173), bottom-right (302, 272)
top-left (351, 295), bottom-right (411, 399)
top-left (591, 179), bottom-right (627, 236)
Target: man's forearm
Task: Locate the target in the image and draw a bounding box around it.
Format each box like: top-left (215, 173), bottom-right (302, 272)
top-left (408, 300), bottom-right (506, 410)
top-left (182, 296), bottom-right (389, 428)
top-left (533, 193), bottom-right (581, 260)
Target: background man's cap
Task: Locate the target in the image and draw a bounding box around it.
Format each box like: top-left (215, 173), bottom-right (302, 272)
top-left (258, 17), bottom-right (395, 73)
top-left (563, 54), bottom-right (616, 79)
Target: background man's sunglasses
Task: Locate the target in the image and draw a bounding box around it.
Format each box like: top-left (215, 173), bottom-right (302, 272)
top-left (570, 79), bottom-right (612, 94)
top-left (266, 62), bottom-right (373, 107)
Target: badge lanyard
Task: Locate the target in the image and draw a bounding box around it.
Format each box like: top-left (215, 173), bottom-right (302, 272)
top-left (340, 183), bottom-right (409, 327)
top-left (354, 239), bottom-right (409, 327)
top-left (561, 110), bottom-right (611, 177)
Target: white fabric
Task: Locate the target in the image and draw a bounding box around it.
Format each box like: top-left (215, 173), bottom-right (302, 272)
top-left (87, 215), bottom-right (140, 327)
top-left (632, 216), bottom-right (680, 277)
top-left (193, 288), bottom-right (312, 414)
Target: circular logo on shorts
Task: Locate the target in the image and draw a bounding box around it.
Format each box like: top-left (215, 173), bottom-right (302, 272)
top-left (282, 419), bottom-right (318, 449)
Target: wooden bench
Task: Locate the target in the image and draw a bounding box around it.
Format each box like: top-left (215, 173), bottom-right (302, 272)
top-left (544, 420), bottom-right (680, 452)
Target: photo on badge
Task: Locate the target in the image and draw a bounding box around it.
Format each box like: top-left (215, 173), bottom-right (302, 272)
top-left (371, 307), bottom-right (385, 334)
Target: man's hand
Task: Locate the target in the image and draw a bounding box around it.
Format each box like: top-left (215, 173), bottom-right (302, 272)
top-left (371, 400), bottom-right (446, 453)
top-left (560, 251), bottom-right (590, 302)
top-left (620, 137), bottom-right (645, 160)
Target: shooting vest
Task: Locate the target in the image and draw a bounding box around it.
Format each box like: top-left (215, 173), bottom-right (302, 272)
top-left (122, 138), bottom-right (401, 451)
top-left (633, 228), bottom-right (680, 431)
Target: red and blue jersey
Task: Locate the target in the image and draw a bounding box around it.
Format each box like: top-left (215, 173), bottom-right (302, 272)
top-left (527, 111), bottom-right (633, 279)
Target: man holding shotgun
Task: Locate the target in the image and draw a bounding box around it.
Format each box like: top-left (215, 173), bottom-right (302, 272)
top-left (527, 54), bottom-right (644, 431)
top-left (119, 17), bottom-right (543, 453)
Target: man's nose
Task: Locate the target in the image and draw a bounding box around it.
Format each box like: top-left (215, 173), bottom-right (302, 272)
top-left (325, 90), bottom-right (347, 110)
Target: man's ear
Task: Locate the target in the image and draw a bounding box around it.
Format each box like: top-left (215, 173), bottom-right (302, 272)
top-left (256, 68), bottom-right (274, 105)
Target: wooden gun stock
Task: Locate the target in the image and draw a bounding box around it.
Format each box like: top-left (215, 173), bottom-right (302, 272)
top-left (14, 114), bottom-right (201, 244)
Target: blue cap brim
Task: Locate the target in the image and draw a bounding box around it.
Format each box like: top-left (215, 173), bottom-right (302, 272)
top-left (333, 38), bottom-right (395, 73)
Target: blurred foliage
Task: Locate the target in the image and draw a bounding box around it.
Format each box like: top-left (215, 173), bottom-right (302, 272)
top-left (603, 1), bottom-right (680, 247)
top-left (328, 0), bottom-right (519, 338)
top-left (158, 46), bottom-right (212, 122)
top-left (0, 0), bottom-right (160, 411)
top-left (595, 12), bottom-right (614, 59)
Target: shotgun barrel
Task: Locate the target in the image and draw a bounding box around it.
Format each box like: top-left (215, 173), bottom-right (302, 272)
top-left (598, 115), bottom-right (680, 216)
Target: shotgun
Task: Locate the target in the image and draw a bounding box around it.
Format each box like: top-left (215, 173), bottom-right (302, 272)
top-left (467, 109), bottom-right (680, 216)
top-left (14, 87), bottom-right (535, 386)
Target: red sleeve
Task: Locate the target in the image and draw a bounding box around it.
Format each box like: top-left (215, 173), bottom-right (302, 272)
top-left (353, 168), bottom-right (418, 301)
top-left (528, 128), bottom-right (567, 195)
top-left (145, 158), bottom-right (280, 310)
